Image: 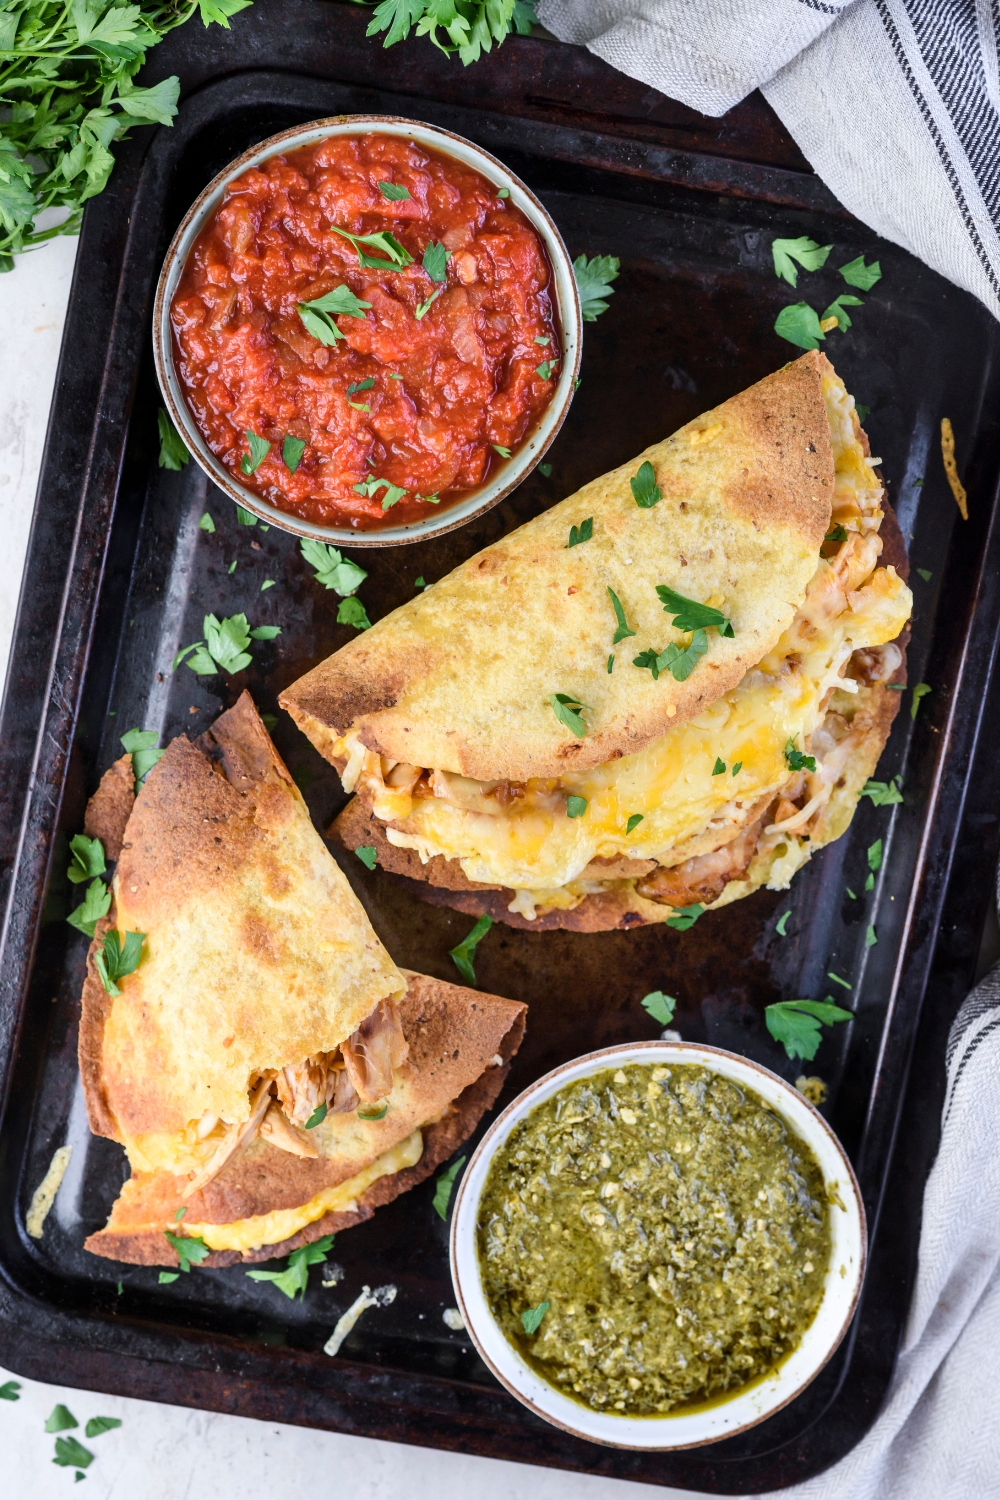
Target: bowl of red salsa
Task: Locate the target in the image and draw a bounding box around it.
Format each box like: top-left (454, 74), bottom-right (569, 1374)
top-left (154, 116), bottom-right (582, 545)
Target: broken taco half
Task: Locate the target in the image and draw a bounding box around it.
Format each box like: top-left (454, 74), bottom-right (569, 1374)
top-left (279, 352), bottom-right (912, 932)
top-left (80, 692), bottom-right (525, 1266)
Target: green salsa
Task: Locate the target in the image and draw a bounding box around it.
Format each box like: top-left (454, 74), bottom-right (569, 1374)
top-left (477, 1062), bottom-right (831, 1416)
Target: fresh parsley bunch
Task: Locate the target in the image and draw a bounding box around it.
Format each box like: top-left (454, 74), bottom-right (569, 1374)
top-left (0, 0), bottom-right (252, 271)
top-left (365, 0), bottom-right (536, 67)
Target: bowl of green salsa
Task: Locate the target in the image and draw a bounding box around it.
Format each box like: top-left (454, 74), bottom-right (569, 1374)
top-left (450, 1042), bottom-right (865, 1449)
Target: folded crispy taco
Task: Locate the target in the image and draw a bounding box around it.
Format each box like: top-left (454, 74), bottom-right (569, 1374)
top-left (80, 692), bottom-right (525, 1267)
top-left (279, 352), bottom-right (912, 932)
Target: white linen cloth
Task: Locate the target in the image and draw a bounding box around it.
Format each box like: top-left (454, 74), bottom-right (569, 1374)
top-left (537, 0), bottom-right (1000, 321)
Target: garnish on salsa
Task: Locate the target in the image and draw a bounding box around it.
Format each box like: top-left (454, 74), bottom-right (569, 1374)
top-left (171, 134), bottom-right (560, 529)
top-left (478, 1063), bottom-right (831, 1415)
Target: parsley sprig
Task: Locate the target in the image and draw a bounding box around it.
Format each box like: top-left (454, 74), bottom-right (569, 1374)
top-left (785, 739), bottom-right (817, 773)
top-left (157, 408), bottom-right (189, 470)
top-left (163, 1229), bottom-right (210, 1273)
top-left (365, 0), bottom-right (536, 68)
top-left (0, 1), bottom-right (253, 272)
top-left (68, 834), bottom-right (105, 884)
top-left (67, 878), bottom-right (111, 937)
top-left (641, 990), bottom-right (676, 1026)
top-left (246, 1234), bottom-right (334, 1300)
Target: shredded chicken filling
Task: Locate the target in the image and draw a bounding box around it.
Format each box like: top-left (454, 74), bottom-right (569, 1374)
top-left (181, 997), bottom-right (407, 1198)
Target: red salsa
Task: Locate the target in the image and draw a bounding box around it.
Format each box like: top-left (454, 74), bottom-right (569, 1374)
top-left (171, 133), bottom-right (561, 529)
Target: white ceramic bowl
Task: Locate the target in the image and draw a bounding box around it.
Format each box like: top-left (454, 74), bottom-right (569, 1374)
top-left (153, 114), bottom-right (582, 547)
top-left (450, 1041), bottom-right (866, 1451)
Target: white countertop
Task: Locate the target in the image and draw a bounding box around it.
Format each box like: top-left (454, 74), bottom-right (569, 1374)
top-left (0, 236), bottom-right (693, 1500)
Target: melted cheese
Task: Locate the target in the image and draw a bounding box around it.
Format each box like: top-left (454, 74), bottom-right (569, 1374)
top-left (341, 373), bottom-right (911, 903)
top-left (184, 1128), bottom-right (424, 1253)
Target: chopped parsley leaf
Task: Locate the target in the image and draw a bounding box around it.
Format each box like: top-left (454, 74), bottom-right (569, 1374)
top-left (377, 180), bottom-right (410, 200)
top-left (496, 187), bottom-right (510, 199)
top-left (415, 577), bottom-right (427, 588)
top-left (422, 241), bottom-right (449, 282)
top-left (865, 872), bottom-right (875, 892)
top-left (300, 538), bottom-right (367, 596)
top-left (85, 1417), bottom-right (122, 1438)
top-left (549, 692), bottom-right (588, 738)
top-left (492, 444), bottom-right (511, 458)
top-left (856, 405), bottom-right (870, 422)
top-left (911, 682), bottom-right (932, 719)
top-left (338, 597), bottom-right (372, 631)
top-left (607, 654), bottom-right (614, 673)
top-left (641, 990), bottom-right (676, 1026)
top-left (282, 435), bottom-right (306, 473)
top-left (565, 795), bottom-right (588, 818)
top-left (775, 302), bottom-right (825, 351)
top-left (828, 971), bottom-right (852, 989)
top-left (240, 430), bottom-right (271, 475)
top-left (521, 1300), bottom-right (550, 1335)
top-left (765, 999), bottom-right (852, 1061)
top-left (235, 505), bottom-right (257, 526)
top-left (432, 1156), bottom-right (466, 1220)
top-left (861, 776), bottom-right (904, 806)
top-left (415, 286), bottom-right (444, 320)
top-left (449, 913), bottom-right (493, 987)
top-left (866, 925), bottom-right (878, 947)
top-left (657, 585), bottom-right (734, 637)
top-left (298, 285), bottom-right (373, 345)
top-left (45, 1404), bottom-right (78, 1433)
top-left (94, 929), bottom-right (145, 997)
top-left (159, 1271), bottom-right (179, 1284)
top-left (157, 408), bottom-right (190, 470)
top-left (355, 845), bottom-right (378, 870)
top-left (330, 225), bottom-right (413, 269)
top-left (607, 586), bottom-right (636, 644)
top-left (539, 462), bottom-right (553, 477)
top-left (868, 839), bottom-right (883, 872)
top-left (353, 474), bottom-right (408, 509)
top-left (626, 813), bottom-right (643, 834)
top-left (535, 359), bottom-right (557, 380)
top-left (785, 739), bottom-right (817, 773)
top-left (712, 757), bottom-right (726, 775)
top-left (247, 1234), bottom-right (334, 1300)
top-left (67, 833), bottom-right (105, 885)
top-left (630, 460), bottom-right (661, 508)
top-left (567, 517), bottom-right (593, 547)
top-left (846, 886), bottom-right (857, 899)
top-left (52, 1436), bottom-right (93, 1470)
top-left (534, 335), bottom-right (550, 346)
top-left (825, 524), bottom-right (848, 543)
top-left (305, 1103), bottom-right (327, 1129)
top-left (261, 579), bottom-right (275, 592)
top-left (666, 904), bottom-right (704, 930)
top-left (821, 293), bottom-right (863, 331)
top-left (67, 878), bottom-right (111, 937)
top-left (0, 1381), bottom-right (21, 1401)
top-left (198, 512), bottom-right (215, 533)
top-left (839, 255), bottom-right (881, 290)
top-left (771, 236), bottom-right (832, 286)
top-left (175, 614), bottom-right (280, 676)
top-left (163, 1230), bottom-right (210, 1273)
top-left (120, 727), bottom-right (164, 788)
top-left (917, 567), bottom-right (932, 581)
top-left (634, 629), bottom-right (709, 682)
top-left (775, 910), bottom-right (791, 936)
top-left (732, 761), bottom-right (742, 775)
top-left (573, 254), bottom-right (619, 321)
top-left (358, 1102), bottom-right (389, 1121)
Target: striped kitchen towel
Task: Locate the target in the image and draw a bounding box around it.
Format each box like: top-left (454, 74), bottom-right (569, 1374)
top-left (537, 0), bottom-right (1000, 321)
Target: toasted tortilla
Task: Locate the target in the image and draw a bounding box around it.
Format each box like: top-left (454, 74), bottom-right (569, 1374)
top-left (280, 352), bottom-right (836, 782)
top-left (81, 692), bottom-right (405, 1147)
top-left (84, 971), bottom-right (526, 1266)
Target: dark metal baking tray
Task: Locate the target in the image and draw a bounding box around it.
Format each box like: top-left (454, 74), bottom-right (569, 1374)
top-left (3, 3), bottom-right (1000, 1490)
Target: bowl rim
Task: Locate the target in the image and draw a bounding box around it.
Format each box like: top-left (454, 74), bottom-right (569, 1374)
top-left (449, 1039), bottom-right (867, 1452)
top-left (152, 112), bottom-right (583, 548)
